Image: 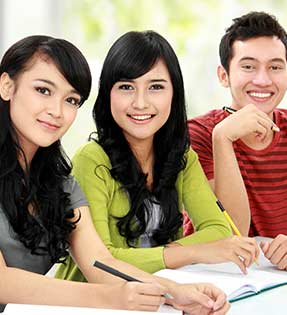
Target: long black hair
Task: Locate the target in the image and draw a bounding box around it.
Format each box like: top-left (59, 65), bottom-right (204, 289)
top-left (92, 31), bottom-right (189, 246)
top-left (0, 35), bottom-right (91, 263)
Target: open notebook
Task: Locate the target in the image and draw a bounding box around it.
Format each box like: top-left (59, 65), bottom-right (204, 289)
top-left (155, 255), bottom-right (287, 302)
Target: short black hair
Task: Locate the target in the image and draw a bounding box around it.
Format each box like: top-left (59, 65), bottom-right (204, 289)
top-left (219, 11), bottom-right (287, 73)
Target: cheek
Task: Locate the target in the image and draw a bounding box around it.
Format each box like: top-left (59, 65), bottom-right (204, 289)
top-left (110, 97), bottom-right (125, 123)
top-left (64, 109), bottom-right (77, 129)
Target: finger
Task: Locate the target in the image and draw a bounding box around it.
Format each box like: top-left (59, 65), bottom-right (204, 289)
top-left (268, 242), bottom-right (287, 266)
top-left (183, 290), bottom-right (215, 309)
top-left (213, 301), bottom-right (231, 315)
top-left (236, 237), bottom-right (260, 263)
top-left (229, 254), bottom-right (247, 274)
top-left (265, 235), bottom-right (286, 259)
top-left (260, 241), bottom-right (269, 254)
top-left (277, 252), bottom-right (287, 270)
top-left (253, 123), bottom-right (268, 140)
top-left (235, 244), bottom-right (258, 267)
top-left (212, 292), bottom-right (228, 311)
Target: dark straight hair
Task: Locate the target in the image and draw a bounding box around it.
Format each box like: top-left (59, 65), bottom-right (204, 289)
top-left (219, 11), bottom-right (287, 73)
top-left (92, 31), bottom-right (189, 246)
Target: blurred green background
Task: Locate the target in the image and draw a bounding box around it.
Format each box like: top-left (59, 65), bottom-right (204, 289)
top-left (1, 0), bottom-right (287, 157)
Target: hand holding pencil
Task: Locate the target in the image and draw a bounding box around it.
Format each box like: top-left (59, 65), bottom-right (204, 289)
top-left (216, 200), bottom-right (259, 267)
top-left (217, 104), bottom-right (280, 142)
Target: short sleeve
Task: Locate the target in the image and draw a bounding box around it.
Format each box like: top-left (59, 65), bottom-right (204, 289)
top-left (63, 176), bottom-right (89, 210)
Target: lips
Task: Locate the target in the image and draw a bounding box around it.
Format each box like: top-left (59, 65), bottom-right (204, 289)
top-left (248, 91), bottom-right (273, 98)
top-left (37, 119), bottom-right (60, 130)
top-left (127, 114), bottom-right (155, 121)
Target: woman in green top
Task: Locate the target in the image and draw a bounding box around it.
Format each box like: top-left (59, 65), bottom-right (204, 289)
top-left (56, 31), bottom-right (259, 282)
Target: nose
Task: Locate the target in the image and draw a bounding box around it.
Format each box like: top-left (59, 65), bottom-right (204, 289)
top-left (252, 68), bottom-right (272, 86)
top-left (47, 99), bottom-right (63, 118)
top-left (132, 89), bottom-right (148, 110)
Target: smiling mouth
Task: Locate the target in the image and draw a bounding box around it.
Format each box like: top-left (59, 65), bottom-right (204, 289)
top-left (247, 91), bottom-right (274, 99)
top-left (127, 114), bottom-right (155, 121)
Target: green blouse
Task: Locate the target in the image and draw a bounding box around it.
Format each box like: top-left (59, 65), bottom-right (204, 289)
top-left (56, 142), bottom-right (231, 281)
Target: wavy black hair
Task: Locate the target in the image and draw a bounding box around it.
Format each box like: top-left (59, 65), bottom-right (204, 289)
top-left (0, 35), bottom-right (91, 263)
top-left (92, 30), bottom-right (189, 246)
top-left (220, 11), bottom-right (287, 73)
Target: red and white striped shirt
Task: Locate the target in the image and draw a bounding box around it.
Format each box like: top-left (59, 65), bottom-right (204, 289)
top-left (185, 108), bottom-right (287, 238)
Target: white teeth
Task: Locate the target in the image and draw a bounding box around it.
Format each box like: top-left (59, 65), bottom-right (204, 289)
top-left (130, 115), bottom-right (152, 121)
top-left (249, 92), bottom-right (272, 98)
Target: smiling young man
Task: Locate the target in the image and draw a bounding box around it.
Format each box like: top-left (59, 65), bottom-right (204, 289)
top-left (185, 11), bottom-right (287, 270)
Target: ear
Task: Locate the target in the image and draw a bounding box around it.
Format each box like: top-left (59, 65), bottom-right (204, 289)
top-left (0, 72), bottom-right (14, 101)
top-left (217, 65), bottom-right (230, 88)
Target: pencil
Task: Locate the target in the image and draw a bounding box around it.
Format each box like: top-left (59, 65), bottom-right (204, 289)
top-left (216, 200), bottom-right (259, 265)
top-left (222, 106), bottom-right (280, 132)
top-left (93, 261), bottom-right (173, 299)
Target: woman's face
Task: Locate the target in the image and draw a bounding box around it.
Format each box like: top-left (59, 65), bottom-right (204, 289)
top-left (0, 55), bottom-right (81, 161)
top-left (110, 59), bottom-right (173, 148)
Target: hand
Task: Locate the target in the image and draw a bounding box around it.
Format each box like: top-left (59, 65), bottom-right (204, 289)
top-left (189, 236), bottom-right (260, 274)
top-left (260, 234), bottom-right (287, 270)
top-left (168, 283), bottom-right (230, 315)
top-left (214, 104), bottom-right (278, 142)
top-left (119, 281), bottom-right (166, 311)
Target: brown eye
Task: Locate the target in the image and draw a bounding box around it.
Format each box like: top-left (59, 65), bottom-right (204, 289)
top-left (66, 97), bottom-right (81, 107)
top-left (150, 84), bottom-right (164, 90)
top-left (36, 87), bottom-right (50, 95)
top-left (118, 84), bottom-right (133, 90)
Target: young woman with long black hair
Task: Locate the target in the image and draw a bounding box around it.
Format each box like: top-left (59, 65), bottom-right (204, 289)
top-left (56, 30), bottom-right (258, 289)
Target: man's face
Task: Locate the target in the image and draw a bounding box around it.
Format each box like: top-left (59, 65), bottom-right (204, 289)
top-left (218, 36), bottom-right (287, 118)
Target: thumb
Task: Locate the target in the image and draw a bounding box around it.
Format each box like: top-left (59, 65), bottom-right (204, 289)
top-left (188, 291), bottom-right (214, 309)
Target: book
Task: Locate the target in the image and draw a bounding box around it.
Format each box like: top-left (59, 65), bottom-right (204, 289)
top-left (155, 252), bottom-right (287, 302)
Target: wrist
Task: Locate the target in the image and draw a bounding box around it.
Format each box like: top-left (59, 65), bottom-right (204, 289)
top-left (213, 124), bottom-right (236, 143)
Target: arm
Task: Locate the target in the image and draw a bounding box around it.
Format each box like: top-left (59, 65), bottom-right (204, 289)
top-left (161, 150), bottom-right (258, 273)
top-left (212, 104), bottom-right (278, 235)
top-left (189, 114), bottom-right (250, 236)
top-left (67, 205), bottom-right (230, 314)
top-left (212, 127), bottom-right (250, 236)
top-left (0, 250), bottom-right (164, 310)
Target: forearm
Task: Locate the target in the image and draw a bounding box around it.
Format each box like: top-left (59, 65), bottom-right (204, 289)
top-left (0, 266), bottom-right (121, 309)
top-left (212, 129), bottom-right (250, 235)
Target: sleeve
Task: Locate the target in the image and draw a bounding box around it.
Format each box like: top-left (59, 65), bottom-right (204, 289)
top-left (188, 118), bottom-right (214, 180)
top-left (176, 149), bottom-right (232, 246)
top-left (63, 176), bottom-right (89, 210)
top-left (72, 144), bottom-right (165, 274)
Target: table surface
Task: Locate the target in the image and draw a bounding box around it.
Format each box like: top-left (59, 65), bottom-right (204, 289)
top-left (4, 237), bottom-right (287, 314)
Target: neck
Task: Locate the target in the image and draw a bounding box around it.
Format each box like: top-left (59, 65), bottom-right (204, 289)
top-left (128, 139), bottom-right (154, 189)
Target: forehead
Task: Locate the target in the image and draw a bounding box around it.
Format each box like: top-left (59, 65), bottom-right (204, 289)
top-left (231, 36), bottom-right (287, 63)
top-left (20, 55), bottom-right (59, 77)
top-left (136, 59), bottom-right (171, 81)
top-left (16, 55), bottom-right (68, 85)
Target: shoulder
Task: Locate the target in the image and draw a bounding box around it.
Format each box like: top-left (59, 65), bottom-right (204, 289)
top-left (188, 109), bottom-right (227, 130)
top-left (62, 175), bottom-right (84, 196)
top-left (184, 147), bottom-right (199, 165)
top-left (72, 141), bottom-right (111, 166)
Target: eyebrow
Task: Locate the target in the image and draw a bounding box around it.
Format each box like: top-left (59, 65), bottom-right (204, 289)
top-left (34, 79), bottom-right (79, 94)
top-left (117, 78), bottom-right (168, 83)
top-left (239, 57), bottom-right (286, 63)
